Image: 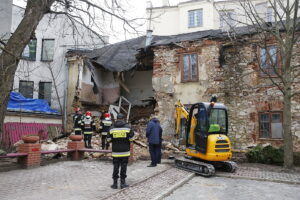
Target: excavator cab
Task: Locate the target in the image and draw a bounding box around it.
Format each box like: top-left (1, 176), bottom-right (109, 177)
top-left (175, 98), bottom-right (236, 176)
top-left (186, 102), bottom-right (228, 154)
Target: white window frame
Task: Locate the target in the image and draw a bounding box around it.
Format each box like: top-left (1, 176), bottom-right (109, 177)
top-left (188, 9), bottom-right (203, 28)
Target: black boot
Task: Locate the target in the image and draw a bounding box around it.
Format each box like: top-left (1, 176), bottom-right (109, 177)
top-left (111, 179), bottom-right (118, 189)
top-left (120, 179), bottom-right (129, 189)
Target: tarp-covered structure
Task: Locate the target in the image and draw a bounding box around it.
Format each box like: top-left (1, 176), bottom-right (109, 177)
top-left (7, 92), bottom-right (58, 114)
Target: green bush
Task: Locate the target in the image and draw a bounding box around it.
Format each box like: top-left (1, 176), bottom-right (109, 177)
top-left (246, 145), bottom-right (284, 165)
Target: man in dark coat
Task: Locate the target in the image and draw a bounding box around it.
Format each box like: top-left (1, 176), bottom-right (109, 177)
top-left (146, 116), bottom-right (162, 167)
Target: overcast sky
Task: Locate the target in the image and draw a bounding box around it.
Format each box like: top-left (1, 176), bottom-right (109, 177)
top-left (13, 0), bottom-right (183, 43)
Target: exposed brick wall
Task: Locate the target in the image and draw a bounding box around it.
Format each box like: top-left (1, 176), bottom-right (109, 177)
top-left (151, 37), bottom-right (300, 151)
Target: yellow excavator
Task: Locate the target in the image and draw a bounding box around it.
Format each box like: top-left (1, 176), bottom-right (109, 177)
top-left (175, 97), bottom-right (237, 176)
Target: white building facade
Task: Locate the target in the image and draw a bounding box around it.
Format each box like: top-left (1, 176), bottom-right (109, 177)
top-left (147, 0), bottom-right (284, 35)
top-left (9, 4), bottom-right (107, 112)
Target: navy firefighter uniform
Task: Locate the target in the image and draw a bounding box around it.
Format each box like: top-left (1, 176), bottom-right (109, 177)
top-left (100, 113), bottom-right (113, 149)
top-left (73, 108), bottom-right (83, 135)
top-left (107, 113), bottom-right (134, 189)
top-left (81, 111), bottom-right (96, 148)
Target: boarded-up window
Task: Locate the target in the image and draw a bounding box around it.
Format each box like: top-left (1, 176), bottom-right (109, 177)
top-left (181, 54), bottom-right (198, 82)
top-left (19, 80), bottom-right (34, 98)
top-left (259, 112), bottom-right (282, 139)
top-left (41, 39), bottom-right (55, 61)
top-left (39, 82), bottom-right (52, 106)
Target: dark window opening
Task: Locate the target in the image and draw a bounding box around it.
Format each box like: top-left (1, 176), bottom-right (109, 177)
top-left (181, 53), bottom-right (198, 82)
top-left (259, 112), bottom-right (282, 139)
top-left (22, 39), bottom-right (37, 61)
top-left (19, 80), bottom-right (34, 98)
top-left (39, 82), bottom-right (52, 106)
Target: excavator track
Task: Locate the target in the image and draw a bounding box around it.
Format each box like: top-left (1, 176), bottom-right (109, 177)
top-left (213, 160), bottom-right (238, 173)
top-left (174, 157), bottom-right (215, 177)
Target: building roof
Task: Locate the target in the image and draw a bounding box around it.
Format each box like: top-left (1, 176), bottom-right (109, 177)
top-left (67, 25), bottom-right (260, 72)
top-left (68, 35), bottom-right (169, 72)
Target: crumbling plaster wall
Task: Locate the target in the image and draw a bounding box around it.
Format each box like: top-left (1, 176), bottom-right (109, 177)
top-left (122, 71), bottom-right (154, 105)
top-left (152, 38), bottom-right (300, 151)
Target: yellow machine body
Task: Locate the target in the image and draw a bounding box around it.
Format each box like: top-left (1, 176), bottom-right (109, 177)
top-left (175, 100), bottom-right (232, 162)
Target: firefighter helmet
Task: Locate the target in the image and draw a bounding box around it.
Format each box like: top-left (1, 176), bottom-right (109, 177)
top-left (85, 111), bottom-right (92, 116)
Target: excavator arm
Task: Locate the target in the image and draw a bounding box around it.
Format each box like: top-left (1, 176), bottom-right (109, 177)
top-left (175, 100), bottom-right (189, 135)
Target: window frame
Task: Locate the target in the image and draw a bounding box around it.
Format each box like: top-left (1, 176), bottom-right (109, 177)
top-left (22, 39), bottom-right (37, 61)
top-left (259, 111), bottom-right (283, 139)
top-left (266, 7), bottom-right (273, 22)
top-left (180, 53), bottom-right (199, 82)
top-left (258, 45), bottom-right (281, 77)
top-left (188, 9), bottom-right (203, 28)
top-left (19, 80), bottom-right (34, 99)
top-left (38, 81), bottom-right (52, 106)
top-left (41, 39), bottom-right (55, 62)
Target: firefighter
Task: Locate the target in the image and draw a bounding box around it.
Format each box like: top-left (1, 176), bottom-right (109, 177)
top-left (73, 107), bottom-right (83, 135)
top-left (100, 112), bottom-right (112, 150)
top-left (81, 111), bottom-right (96, 148)
top-left (107, 113), bottom-right (134, 189)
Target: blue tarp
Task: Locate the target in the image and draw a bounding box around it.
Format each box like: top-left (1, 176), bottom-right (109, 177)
top-left (7, 92), bottom-right (58, 114)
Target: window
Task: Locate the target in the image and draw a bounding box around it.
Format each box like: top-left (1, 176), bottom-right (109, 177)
top-left (259, 46), bottom-right (280, 76)
top-left (181, 54), bottom-right (198, 82)
top-left (19, 80), bottom-right (34, 98)
top-left (22, 39), bottom-right (37, 61)
top-left (39, 82), bottom-right (52, 105)
top-left (220, 10), bottom-right (235, 30)
top-left (41, 39), bottom-right (55, 61)
top-left (188, 9), bottom-right (203, 27)
top-left (259, 112), bottom-right (282, 139)
top-left (266, 7), bottom-right (273, 22)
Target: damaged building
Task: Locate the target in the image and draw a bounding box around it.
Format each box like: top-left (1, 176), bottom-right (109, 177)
top-left (65, 27), bottom-right (300, 152)
top-left (66, 35), bottom-right (168, 129)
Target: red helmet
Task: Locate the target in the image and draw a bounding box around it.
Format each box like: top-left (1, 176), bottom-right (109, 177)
top-left (85, 111), bottom-right (92, 116)
top-left (104, 113), bottom-right (110, 118)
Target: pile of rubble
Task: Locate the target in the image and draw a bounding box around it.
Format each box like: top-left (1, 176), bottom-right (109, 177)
top-left (12, 117), bottom-right (183, 161)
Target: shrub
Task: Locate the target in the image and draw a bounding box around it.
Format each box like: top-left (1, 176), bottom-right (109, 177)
top-left (246, 145), bottom-right (284, 165)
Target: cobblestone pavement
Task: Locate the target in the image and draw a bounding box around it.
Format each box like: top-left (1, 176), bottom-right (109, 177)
top-left (164, 176), bottom-right (300, 200)
top-left (0, 160), bottom-right (171, 200)
top-left (1, 160), bottom-right (300, 200)
top-left (104, 167), bottom-right (193, 200)
top-left (216, 165), bottom-right (300, 184)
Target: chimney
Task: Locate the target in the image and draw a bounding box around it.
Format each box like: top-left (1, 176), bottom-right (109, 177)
top-left (145, 30), bottom-right (153, 47)
top-left (146, 1), bottom-right (153, 9)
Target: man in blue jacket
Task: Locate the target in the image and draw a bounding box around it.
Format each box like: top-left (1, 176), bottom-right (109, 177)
top-left (146, 115), bottom-right (162, 167)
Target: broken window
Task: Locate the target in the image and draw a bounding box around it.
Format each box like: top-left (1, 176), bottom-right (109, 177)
top-left (41, 39), bottom-right (55, 61)
top-left (39, 82), bottom-right (52, 106)
top-left (188, 9), bottom-right (203, 28)
top-left (22, 39), bottom-right (37, 61)
top-left (259, 45), bottom-right (280, 76)
top-left (259, 112), bottom-right (282, 139)
top-left (19, 80), bottom-right (34, 98)
top-left (181, 54), bottom-right (198, 82)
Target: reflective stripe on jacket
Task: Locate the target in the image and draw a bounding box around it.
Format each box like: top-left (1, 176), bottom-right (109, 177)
top-left (107, 120), bottom-right (134, 157)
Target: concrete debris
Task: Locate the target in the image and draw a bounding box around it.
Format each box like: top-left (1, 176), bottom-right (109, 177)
top-left (0, 149), bottom-right (7, 155)
top-left (11, 117), bottom-right (183, 161)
